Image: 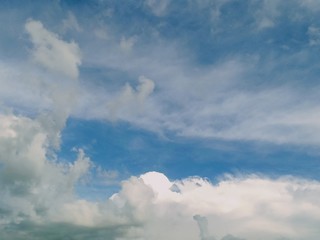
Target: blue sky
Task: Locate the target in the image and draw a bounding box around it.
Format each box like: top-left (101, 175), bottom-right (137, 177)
top-left (1, 1), bottom-right (320, 239)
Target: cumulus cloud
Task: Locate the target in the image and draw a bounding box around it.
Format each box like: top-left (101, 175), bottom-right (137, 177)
top-left (2, 128), bottom-right (320, 240)
top-left (25, 19), bottom-right (81, 79)
top-left (0, 113), bottom-right (91, 226)
top-left (116, 172), bottom-right (320, 240)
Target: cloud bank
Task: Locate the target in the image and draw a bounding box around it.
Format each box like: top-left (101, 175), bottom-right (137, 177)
top-left (1, 116), bottom-right (320, 240)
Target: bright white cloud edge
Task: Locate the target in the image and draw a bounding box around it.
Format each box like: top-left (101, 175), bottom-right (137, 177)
top-left (1, 113), bottom-right (320, 240)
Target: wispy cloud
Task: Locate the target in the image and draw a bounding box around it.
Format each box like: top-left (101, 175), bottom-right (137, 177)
top-left (25, 19), bottom-right (81, 79)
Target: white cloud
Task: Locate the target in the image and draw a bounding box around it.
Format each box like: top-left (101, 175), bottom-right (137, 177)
top-left (1, 112), bottom-right (320, 239)
top-left (25, 19), bottom-right (81, 79)
top-left (0, 20), bottom-right (82, 149)
top-left (115, 172), bottom-right (320, 240)
top-left (78, 37), bottom-right (320, 146)
top-left (0, 60), bottom-right (80, 149)
top-left (0, 112), bottom-right (114, 231)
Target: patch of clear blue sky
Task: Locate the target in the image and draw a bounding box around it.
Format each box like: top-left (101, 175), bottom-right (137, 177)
top-left (59, 118), bottom-right (320, 182)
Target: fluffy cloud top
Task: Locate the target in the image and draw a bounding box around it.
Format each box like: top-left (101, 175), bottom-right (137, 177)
top-left (0, 94), bottom-right (319, 239)
top-left (0, 111), bottom-right (319, 240)
top-left (1, 116), bottom-right (320, 240)
top-left (25, 19), bottom-right (81, 79)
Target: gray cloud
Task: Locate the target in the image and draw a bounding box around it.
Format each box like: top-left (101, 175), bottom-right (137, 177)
top-left (194, 215), bottom-right (216, 240)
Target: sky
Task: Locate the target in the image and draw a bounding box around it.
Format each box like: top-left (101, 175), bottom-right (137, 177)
top-left (1, 0), bottom-right (320, 239)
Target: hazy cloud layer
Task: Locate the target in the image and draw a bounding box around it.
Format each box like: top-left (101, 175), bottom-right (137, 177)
top-left (2, 2), bottom-right (320, 146)
top-left (69, 1), bottom-right (320, 146)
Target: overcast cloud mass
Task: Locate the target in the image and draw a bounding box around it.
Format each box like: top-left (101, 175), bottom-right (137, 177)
top-left (1, 0), bottom-right (320, 239)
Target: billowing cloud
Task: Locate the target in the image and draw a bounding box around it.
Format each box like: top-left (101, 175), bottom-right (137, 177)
top-left (0, 113), bottom-right (91, 225)
top-left (1, 122), bottom-right (320, 240)
top-left (133, 171), bottom-right (320, 239)
top-left (25, 19), bottom-right (81, 79)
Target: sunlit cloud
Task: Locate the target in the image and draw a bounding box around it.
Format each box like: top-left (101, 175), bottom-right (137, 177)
top-left (1, 1), bottom-right (320, 239)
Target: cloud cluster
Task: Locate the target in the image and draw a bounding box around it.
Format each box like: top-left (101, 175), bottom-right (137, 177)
top-left (1, 122), bottom-right (320, 240)
top-left (0, 50), bottom-right (319, 239)
top-left (1, 80), bottom-right (318, 239)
